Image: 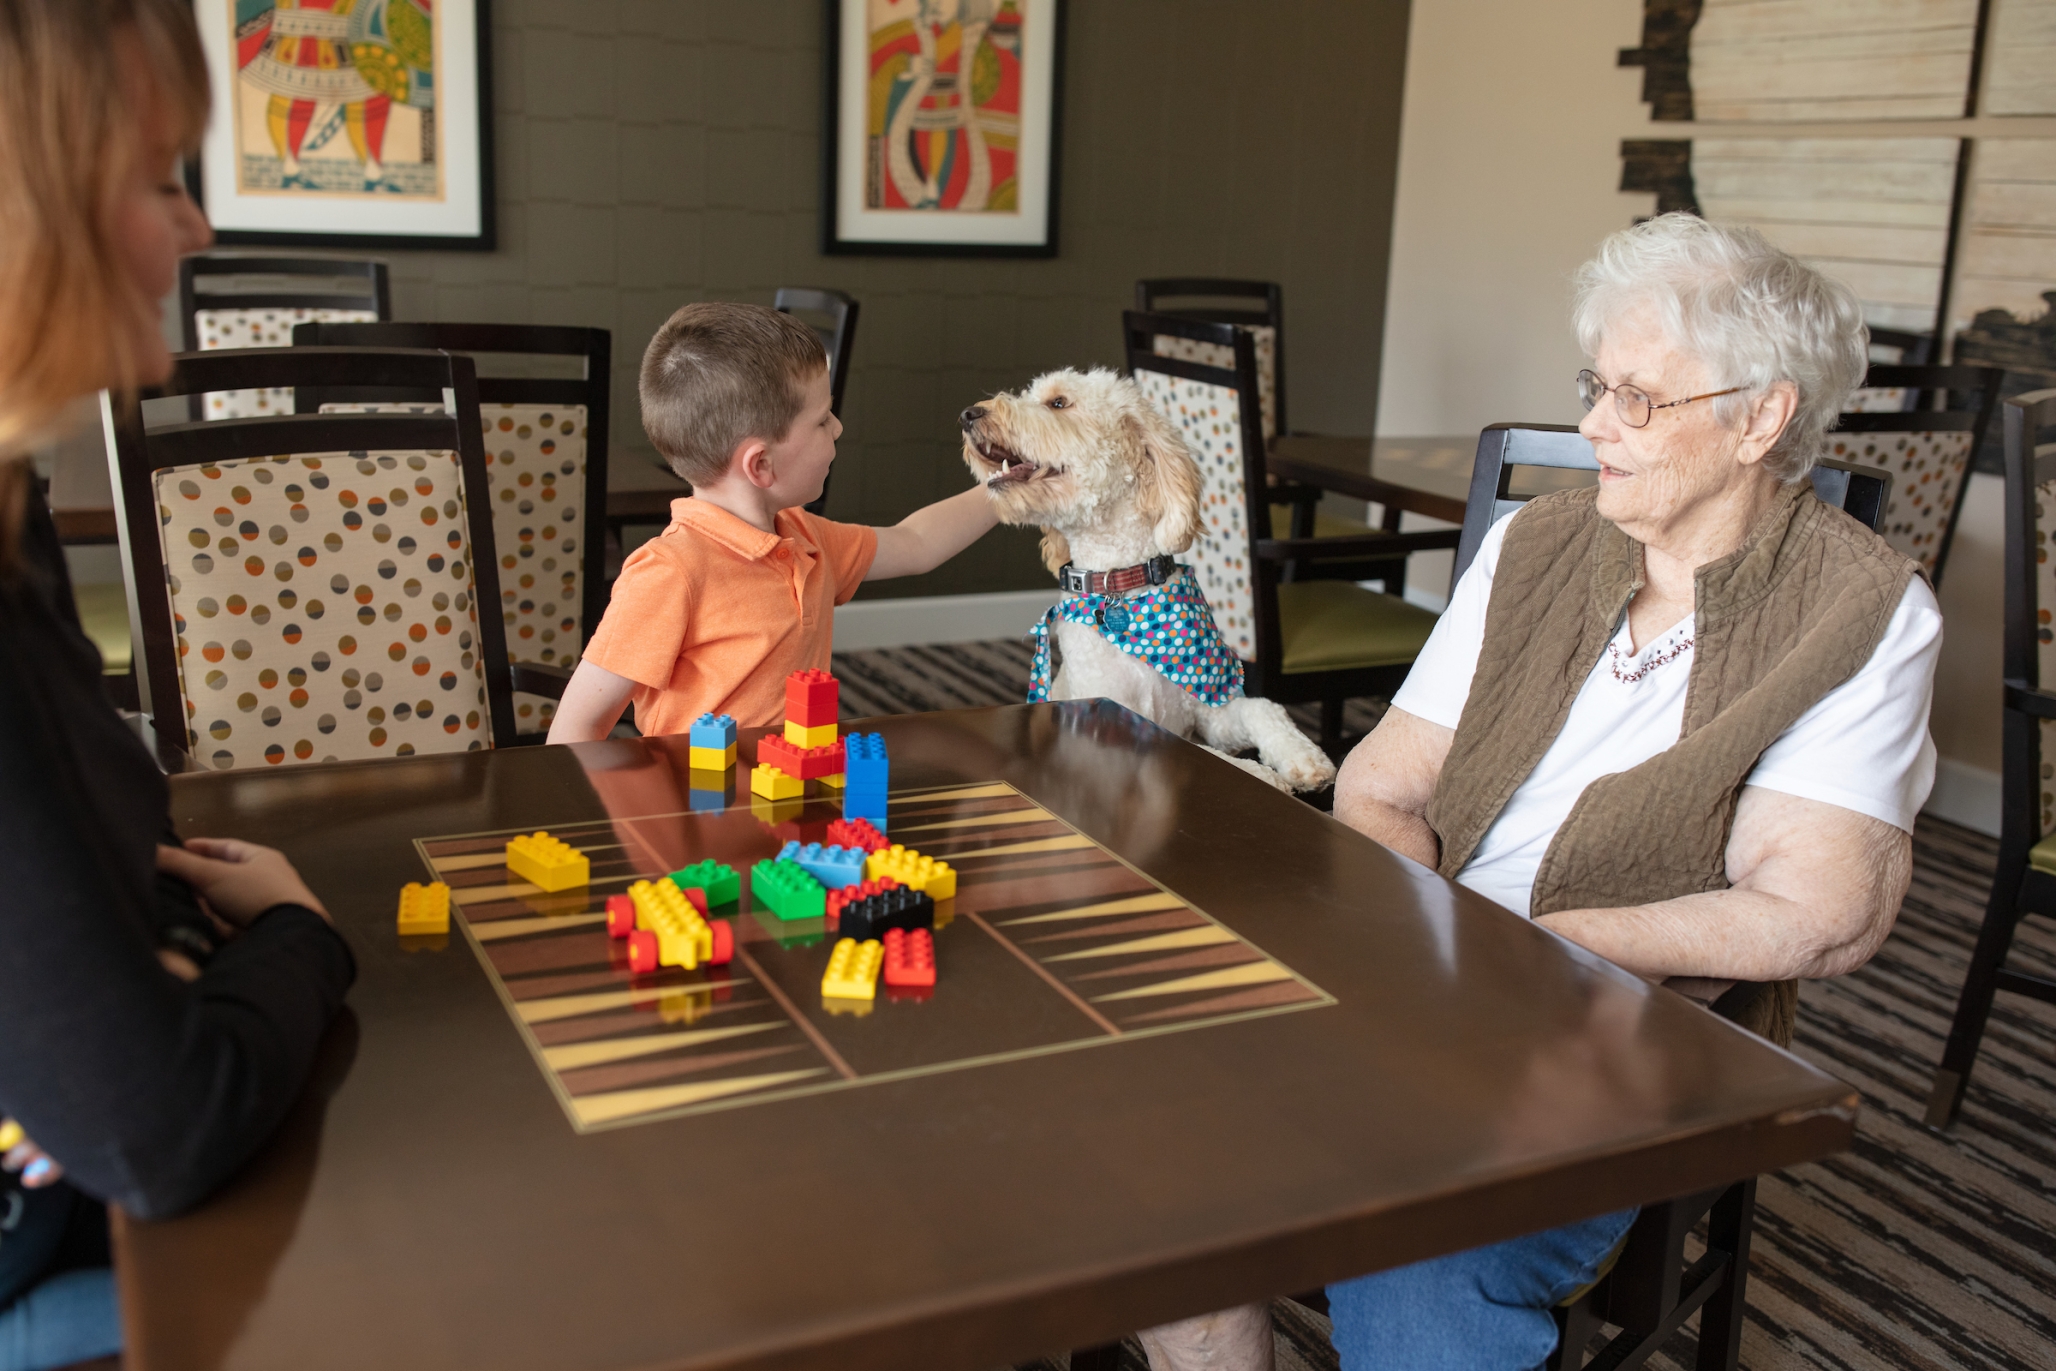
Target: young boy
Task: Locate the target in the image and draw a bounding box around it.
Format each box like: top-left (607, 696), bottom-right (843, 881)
top-left (547, 302), bottom-right (998, 742)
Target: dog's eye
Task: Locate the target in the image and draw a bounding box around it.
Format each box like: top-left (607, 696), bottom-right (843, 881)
top-left (1047, 396), bottom-right (1069, 410)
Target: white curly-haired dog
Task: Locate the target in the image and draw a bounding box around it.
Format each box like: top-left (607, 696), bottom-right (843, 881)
top-left (959, 367), bottom-right (1336, 794)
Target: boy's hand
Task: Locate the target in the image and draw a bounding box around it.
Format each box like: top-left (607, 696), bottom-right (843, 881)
top-left (157, 839), bottom-right (329, 928)
top-left (867, 485), bottom-right (1001, 580)
top-left (1, 1120), bottom-right (63, 1189)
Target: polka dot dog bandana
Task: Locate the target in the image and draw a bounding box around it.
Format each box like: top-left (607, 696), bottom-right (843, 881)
top-left (1027, 564), bottom-right (1246, 707)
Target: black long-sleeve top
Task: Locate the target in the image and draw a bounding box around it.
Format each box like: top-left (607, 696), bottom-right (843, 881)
top-left (0, 484), bottom-right (355, 1229)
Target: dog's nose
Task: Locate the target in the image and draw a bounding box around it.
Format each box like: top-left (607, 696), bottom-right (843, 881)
top-left (959, 405), bottom-right (987, 430)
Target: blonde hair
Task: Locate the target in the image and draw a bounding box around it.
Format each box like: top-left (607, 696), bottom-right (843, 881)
top-left (639, 303), bottom-right (827, 485)
top-left (0, 0), bottom-right (208, 564)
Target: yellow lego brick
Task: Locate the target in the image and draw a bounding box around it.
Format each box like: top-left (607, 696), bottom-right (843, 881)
top-left (0, 1119), bottom-right (22, 1153)
top-left (688, 743), bottom-right (737, 770)
top-left (750, 763), bottom-right (803, 799)
top-left (784, 718), bottom-right (838, 749)
top-left (818, 772), bottom-right (845, 790)
top-left (863, 844), bottom-right (957, 901)
top-left (505, 831), bottom-right (590, 892)
top-left (821, 937), bottom-right (882, 1000)
top-left (627, 879), bottom-right (712, 969)
top-left (396, 881), bottom-right (451, 936)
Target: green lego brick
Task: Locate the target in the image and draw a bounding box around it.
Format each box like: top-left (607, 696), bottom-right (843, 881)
top-left (749, 858), bottom-right (827, 921)
top-left (668, 860), bottom-right (740, 908)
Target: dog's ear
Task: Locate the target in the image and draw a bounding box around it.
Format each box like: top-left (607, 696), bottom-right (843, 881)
top-left (1126, 398), bottom-right (1203, 555)
top-left (1039, 526), bottom-right (1071, 576)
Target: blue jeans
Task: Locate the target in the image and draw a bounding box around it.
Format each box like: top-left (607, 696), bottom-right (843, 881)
top-left (0, 1268), bottom-right (121, 1371)
top-left (1327, 1208), bottom-right (1638, 1371)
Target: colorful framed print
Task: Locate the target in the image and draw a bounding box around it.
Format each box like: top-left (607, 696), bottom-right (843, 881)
top-left (824, 0), bottom-right (1065, 257)
top-left (190, 0), bottom-right (495, 251)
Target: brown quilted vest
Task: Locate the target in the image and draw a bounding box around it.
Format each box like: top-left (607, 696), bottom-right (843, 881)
top-left (1424, 479), bottom-right (1920, 1045)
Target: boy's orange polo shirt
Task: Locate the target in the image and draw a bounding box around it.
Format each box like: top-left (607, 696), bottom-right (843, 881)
top-left (581, 498), bottom-right (877, 736)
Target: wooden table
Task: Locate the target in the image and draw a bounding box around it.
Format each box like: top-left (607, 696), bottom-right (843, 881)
top-left (120, 704), bottom-right (1856, 1371)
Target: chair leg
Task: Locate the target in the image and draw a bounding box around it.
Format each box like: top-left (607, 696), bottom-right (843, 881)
top-left (1925, 873), bottom-right (2028, 1128)
top-left (1320, 698), bottom-right (1344, 755)
top-left (1548, 1294), bottom-right (1597, 1370)
top-left (1693, 1179), bottom-right (1757, 1371)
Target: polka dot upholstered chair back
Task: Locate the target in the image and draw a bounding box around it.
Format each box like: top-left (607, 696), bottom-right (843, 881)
top-left (1825, 428), bottom-right (1976, 576)
top-left (1150, 326), bottom-right (1278, 443)
top-left (152, 450), bottom-right (495, 769)
top-left (194, 308), bottom-right (379, 419)
top-left (323, 401), bottom-right (590, 733)
top-left (1130, 365), bottom-right (1258, 661)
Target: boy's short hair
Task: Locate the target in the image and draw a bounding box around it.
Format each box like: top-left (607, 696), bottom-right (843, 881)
top-left (639, 303), bottom-right (828, 485)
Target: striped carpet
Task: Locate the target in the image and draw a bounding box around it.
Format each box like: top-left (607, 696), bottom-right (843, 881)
top-left (829, 642), bottom-right (2056, 1371)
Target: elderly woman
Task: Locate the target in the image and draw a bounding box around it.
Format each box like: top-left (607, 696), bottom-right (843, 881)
top-left (1142, 214), bottom-right (1940, 1371)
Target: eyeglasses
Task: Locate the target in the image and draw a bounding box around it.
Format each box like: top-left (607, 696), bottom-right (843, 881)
top-left (1577, 370), bottom-right (1741, 429)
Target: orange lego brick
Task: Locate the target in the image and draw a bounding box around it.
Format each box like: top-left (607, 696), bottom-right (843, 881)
top-left (883, 927), bottom-right (936, 988)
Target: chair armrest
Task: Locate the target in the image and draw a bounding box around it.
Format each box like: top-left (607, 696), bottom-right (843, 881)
top-left (510, 662), bottom-right (575, 700)
top-left (1265, 455), bottom-right (1469, 525)
top-left (1253, 529), bottom-right (1462, 561)
top-left (2005, 682), bottom-right (2056, 719)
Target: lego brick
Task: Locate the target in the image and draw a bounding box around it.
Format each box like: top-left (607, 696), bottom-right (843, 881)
top-left (784, 718), bottom-right (838, 749)
top-left (826, 817), bottom-right (889, 853)
top-left (750, 763), bottom-right (804, 799)
top-left (669, 860), bottom-right (740, 907)
top-left (396, 881), bottom-right (451, 936)
top-left (837, 885), bottom-right (936, 943)
top-left (605, 893), bottom-right (637, 939)
top-left (688, 743), bottom-right (737, 771)
top-left (864, 844), bottom-right (956, 901)
top-left (0, 1119), bottom-right (22, 1153)
top-left (883, 927), bottom-right (936, 988)
top-left (843, 732), bottom-right (888, 793)
top-left (757, 733), bottom-right (845, 780)
top-left (749, 858), bottom-right (827, 921)
top-left (818, 773), bottom-right (845, 790)
top-left (627, 878), bottom-right (714, 969)
top-left (776, 840), bottom-right (867, 889)
top-left (825, 876), bottom-right (900, 921)
top-left (709, 918), bottom-right (734, 965)
top-left (689, 712), bottom-right (737, 749)
top-left (627, 929), bottom-right (661, 975)
top-left (842, 795), bottom-right (888, 828)
top-left (785, 669), bottom-right (839, 729)
top-left (505, 831), bottom-right (590, 892)
top-left (820, 936), bottom-right (882, 1000)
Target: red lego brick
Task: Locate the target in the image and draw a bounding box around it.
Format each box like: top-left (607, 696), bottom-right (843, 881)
top-left (883, 927), bottom-right (936, 988)
top-left (606, 893), bottom-right (636, 939)
top-left (785, 669), bottom-right (839, 729)
top-left (757, 733), bottom-right (845, 780)
top-left (825, 817), bottom-right (889, 853)
top-left (825, 876), bottom-right (900, 922)
top-left (627, 929), bottom-right (660, 975)
top-left (675, 885), bottom-right (708, 915)
top-left (709, 919), bottom-right (734, 965)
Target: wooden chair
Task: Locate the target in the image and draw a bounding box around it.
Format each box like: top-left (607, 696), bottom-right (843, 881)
top-left (177, 254), bottom-right (391, 421)
top-left (290, 322), bottom-right (610, 737)
top-left (1123, 311), bottom-right (1457, 753)
top-left (1136, 279), bottom-right (1287, 441)
top-left (1925, 388), bottom-right (2056, 1130)
top-left (1865, 325), bottom-right (1934, 367)
top-left (774, 287), bottom-right (860, 518)
top-left (1828, 363), bottom-right (2001, 587)
top-left (103, 346), bottom-right (524, 768)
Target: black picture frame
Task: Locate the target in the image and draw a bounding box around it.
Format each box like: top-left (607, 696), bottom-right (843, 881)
top-left (187, 0), bottom-right (496, 252)
top-left (821, 0), bottom-right (1065, 258)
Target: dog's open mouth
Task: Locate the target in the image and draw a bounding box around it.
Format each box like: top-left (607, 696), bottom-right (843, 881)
top-left (974, 441), bottom-right (1054, 489)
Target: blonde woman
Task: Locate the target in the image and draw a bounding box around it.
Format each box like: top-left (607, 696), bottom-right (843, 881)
top-left (0, 3), bottom-right (354, 1366)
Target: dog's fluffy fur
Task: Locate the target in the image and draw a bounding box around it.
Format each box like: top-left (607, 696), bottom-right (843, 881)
top-left (960, 367), bottom-right (1337, 793)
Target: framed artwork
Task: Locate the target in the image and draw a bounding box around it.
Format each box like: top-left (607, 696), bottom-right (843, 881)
top-left (189, 0), bottom-right (495, 251)
top-left (823, 0), bottom-right (1065, 257)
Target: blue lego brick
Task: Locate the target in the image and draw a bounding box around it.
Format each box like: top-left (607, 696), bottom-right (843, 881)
top-left (843, 732), bottom-right (889, 793)
top-left (842, 794), bottom-right (888, 828)
top-left (776, 840), bottom-right (867, 889)
top-left (689, 712), bottom-right (738, 750)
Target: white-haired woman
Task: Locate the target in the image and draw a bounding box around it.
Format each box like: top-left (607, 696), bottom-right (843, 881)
top-left (1139, 214), bottom-right (1941, 1370)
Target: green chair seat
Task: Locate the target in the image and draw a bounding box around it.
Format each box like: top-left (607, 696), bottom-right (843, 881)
top-left (1276, 579), bottom-right (1439, 674)
top-left (1268, 504), bottom-right (1377, 543)
top-left (72, 582), bottom-right (132, 675)
top-left (2029, 833), bottom-right (2056, 877)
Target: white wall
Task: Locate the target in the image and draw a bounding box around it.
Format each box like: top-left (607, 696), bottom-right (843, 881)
top-left (1376, 0), bottom-right (1655, 438)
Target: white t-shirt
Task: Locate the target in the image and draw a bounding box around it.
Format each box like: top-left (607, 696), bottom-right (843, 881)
top-left (1392, 511), bottom-right (1943, 917)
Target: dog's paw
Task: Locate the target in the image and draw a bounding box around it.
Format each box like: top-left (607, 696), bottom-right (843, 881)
top-left (1266, 741), bottom-right (1338, 793)
top-left (1204, 747), bottom-right (1294, 793)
